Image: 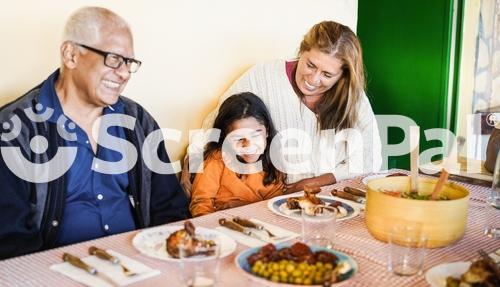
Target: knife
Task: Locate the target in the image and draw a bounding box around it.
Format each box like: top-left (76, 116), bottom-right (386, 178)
top-left (343, 187), bottom-right (366, 198)
top-left (232, 217), bottom-right (277, 238)
top-left (89, 246), bottom-right (120, 264)
top-left (62, 252), bottom-right (120, 287)
top-left (219, 218), bottom-right (274, 243)
top-left (331, 189), bottom-right (365, 204)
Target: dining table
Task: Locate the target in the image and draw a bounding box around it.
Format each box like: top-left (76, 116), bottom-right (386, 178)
top-left (1, 170), bottom-right (498, 287)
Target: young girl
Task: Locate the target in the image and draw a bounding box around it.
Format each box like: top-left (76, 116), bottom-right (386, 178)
top-left (190, 92), bottom-right (286, 217)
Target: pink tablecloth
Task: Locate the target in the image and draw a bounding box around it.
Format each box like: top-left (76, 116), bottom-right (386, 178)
top-left (1, 172), bottom-right (498, 287)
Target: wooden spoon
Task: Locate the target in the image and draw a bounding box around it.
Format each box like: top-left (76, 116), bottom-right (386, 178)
top-left (431, 168), bottom-right (449, 200)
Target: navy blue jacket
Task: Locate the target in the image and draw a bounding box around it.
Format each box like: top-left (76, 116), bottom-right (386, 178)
top-left (0, 82), bottom-right (190, 259)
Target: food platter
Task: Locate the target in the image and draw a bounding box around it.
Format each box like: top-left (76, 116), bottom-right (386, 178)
top-left (425, 262), bottom-right (471, 287)
top-left (132, 225), bottom-right (237, 262)
top-left (267, 194), bottom-right (360, 221)
top-left (235, 242), bottom-right (358, 286)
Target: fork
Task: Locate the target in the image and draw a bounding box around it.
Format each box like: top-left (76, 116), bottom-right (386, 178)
top-left (89, 246), bottom-right (136, 276)
top-left (477, 249), bottom-right (500, 279)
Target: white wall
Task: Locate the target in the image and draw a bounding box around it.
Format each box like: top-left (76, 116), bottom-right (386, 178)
top-left (456, 0), bottom-right (480, 157)
top-left (0, 0), bottom-right (358, 162)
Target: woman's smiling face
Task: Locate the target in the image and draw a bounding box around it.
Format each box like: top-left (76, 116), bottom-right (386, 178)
top-left (295, 48), bottom-right (343, 98)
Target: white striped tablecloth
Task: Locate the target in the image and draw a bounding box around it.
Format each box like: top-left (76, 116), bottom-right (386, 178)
top-left (1, 171), bottom-right (498, 287)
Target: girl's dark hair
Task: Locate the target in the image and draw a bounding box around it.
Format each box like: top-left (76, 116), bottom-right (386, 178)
top-left (204, 92), bottom-right (282, 185)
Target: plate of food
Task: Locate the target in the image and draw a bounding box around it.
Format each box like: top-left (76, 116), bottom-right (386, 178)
top-left (425, 257), bottom-right (499, 287)
top-left (361, 172), bottom-right (408, 186)
top-left (425, 262), bottom-right (471, 287)
top-left (132, 221), bottom-right (237, 261)
top-left (235, 242), bottom-right (357, 286)
top-left (267, 186), bottom-right (360, 221)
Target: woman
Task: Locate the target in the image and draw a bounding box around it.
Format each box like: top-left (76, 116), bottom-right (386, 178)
top-left (182, 20), bottom-right (381, 195)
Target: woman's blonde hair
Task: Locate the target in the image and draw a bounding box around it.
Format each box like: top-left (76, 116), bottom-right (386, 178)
top-left (298, 21), bottom-right (366, 131)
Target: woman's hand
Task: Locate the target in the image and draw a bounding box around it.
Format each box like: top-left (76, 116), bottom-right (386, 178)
top-left (285, 173), bottom-right (336, 193)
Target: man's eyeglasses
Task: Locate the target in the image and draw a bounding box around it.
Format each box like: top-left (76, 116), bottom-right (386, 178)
top-left (75, 43), bottom-right (142, 73)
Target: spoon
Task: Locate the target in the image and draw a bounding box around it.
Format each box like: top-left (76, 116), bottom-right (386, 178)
top-left (431, 169), bottom-right (449, 200)
top-left (410, 126), bottom-right (420, 194)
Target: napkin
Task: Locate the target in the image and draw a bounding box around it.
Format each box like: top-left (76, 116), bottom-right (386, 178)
top-left (215, 218), bottom-right (299, 247)
top-left (50, 250), bottom-right (160, 287)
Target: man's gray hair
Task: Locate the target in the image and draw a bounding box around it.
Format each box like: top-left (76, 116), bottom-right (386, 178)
top-left (62, 7), bottom-right (130, 44)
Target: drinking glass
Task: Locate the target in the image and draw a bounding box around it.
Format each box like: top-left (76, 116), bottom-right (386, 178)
top-left (301, 205), bottom-right (337, 248)
top-left (488, 150), bottom-right (500, 209)
top-left (387, 223), bottom-right (427, 276)
top-left (178, 235), bottom-right (220, 287)
top-left (484, 150), bottom-right (500, 238)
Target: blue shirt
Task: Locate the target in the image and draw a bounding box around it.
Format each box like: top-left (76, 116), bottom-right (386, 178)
top-left (38, 70), bottom-right (136, 245)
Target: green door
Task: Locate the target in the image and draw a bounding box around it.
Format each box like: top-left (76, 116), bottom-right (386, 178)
top-left (357, 0), bottom-right (463, 169)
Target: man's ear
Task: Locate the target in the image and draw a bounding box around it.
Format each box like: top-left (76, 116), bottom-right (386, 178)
top-left (60, 42), bottom-right (79, 69)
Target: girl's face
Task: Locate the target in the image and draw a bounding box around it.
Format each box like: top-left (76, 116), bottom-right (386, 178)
top-left (227, 117), bottom-right (267, 163)
top-left (295, 48), bottom-right (344, 98)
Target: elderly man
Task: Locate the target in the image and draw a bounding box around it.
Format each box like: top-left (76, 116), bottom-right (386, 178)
top-left (0, 7), bottom-right (189, 259)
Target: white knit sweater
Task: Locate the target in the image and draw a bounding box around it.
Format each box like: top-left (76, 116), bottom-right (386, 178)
top-left (201, 60), bottom-right (382, 183)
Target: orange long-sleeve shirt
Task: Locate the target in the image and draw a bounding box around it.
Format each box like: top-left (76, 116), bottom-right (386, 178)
top-left (190, 151), bottom-right (285, 217)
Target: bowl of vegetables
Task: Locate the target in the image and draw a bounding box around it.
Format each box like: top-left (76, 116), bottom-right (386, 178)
top-left (365, 176), bottom-right (469, 248)
top-left (235, 242), bottom-right (357, 286)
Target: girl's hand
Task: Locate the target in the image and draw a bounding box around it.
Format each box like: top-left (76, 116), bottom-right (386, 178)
top-left (285, 173), bottom-right (336, 193)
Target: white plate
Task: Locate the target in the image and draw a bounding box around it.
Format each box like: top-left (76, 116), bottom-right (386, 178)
top-left (267, 194), bottom-right (360, 221)
top-left (235, 243), bottom-right (358, 286)
top-left (132, 225), bottom-right (237, 261)
top-left (361, 172), bottom-right (409, 186)
top-left (361, 173), bottom-right (391, 186)
top-left (425, 261), bottom-right (470, 287)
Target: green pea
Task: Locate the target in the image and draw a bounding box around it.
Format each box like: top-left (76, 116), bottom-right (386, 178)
top-left (314, 273), bottom-right (324, 283)
top-left (259, 266), bottom-right (266, 274)
top-left (270, 275), bottom-right (280, 282)
top-left (298, 262), bottom-right (307, 270)
top-left (292, 269), bottom-right (302, 277)
top-left (280, 276), bottom-right (288, 283)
